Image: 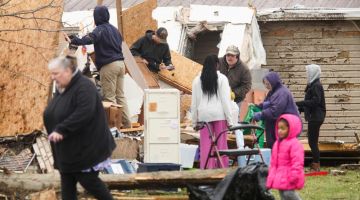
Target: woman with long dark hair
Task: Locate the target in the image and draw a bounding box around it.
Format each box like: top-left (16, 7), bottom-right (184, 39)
top-left (191, 55), bottom-right (233, 169)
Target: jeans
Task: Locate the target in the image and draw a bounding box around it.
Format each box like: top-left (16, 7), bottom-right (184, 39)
top-left (279, 190), bottom-right (302, 200)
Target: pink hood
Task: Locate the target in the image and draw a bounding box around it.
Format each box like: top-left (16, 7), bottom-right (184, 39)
top-left (275, 114), bottom-right (302, 140)
top-left (266, 114), bottom-right (305, 190)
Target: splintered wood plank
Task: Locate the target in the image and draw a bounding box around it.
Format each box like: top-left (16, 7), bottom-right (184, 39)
top-left (122, 42), bottom-right (157, 90)
top-left (120, 126), bottom-right (144, 133)
top-left (0, 0), bottom-right (63, 137)
top-left (134, 57), bottom-right (159, 88)
top-left (158, 51), bottom-right (203, 94)
top-left (32, 143), bottom-right (46, 172)
top-left (36, 137), bottom-right (53, 173)
top-left (122, 0), bottom-right (157, 47)
top-left (39, 137), bottom-right (54, 165)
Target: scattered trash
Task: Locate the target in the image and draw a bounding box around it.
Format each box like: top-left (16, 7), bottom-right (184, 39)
top-left (305, 171), bottom-right (329, 177)
top-left (105, 159), bottom-right (136, 174)
top-left (28, 189), bottom-right (57, 200)
top-left (330, 170), bottom-right (346, 176)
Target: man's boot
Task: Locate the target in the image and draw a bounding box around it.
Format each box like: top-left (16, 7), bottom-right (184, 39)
top-left (310, 162), bottom-right (320, 172)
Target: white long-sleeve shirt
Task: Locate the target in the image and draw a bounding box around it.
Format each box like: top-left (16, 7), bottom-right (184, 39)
top-left (191, 71), bottom-right (233, 127)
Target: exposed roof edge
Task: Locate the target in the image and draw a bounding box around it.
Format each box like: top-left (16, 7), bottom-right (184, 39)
top-left (257, 8), bottom-right (360, 21)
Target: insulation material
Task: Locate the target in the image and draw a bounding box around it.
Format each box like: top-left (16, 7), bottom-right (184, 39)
top-left (218, 23), bottom-right (246, 56)
top-left (153, 7), bottom-right (183, 51)
top-left (218, 17), bottom-right (267, 69)
top-left (0, 0), bottom-right (63, 136)
top-left (122, 0), bottom-right (158, 46)
top-left (158, 51), bottom-right (203, 94)
top-left (189, 5), bottom-right (254, 24)
top-left (123, 74), bottom-right (144, 120)
top-left (246, 16), bottom-right (267, 68)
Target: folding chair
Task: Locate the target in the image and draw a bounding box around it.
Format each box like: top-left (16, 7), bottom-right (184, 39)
top-left (219, 123), bottom-right (265, 166)
top-left (196, 122), bottom-right (265, 169)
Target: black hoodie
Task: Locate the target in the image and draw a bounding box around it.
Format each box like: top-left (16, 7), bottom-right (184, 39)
top-left (130, 30), bottom-right (172, 72)
top-left (71, 6), bottom-right (124, 70)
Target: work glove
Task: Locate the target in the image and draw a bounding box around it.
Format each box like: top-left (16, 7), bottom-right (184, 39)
top-left (262, 101), bottom-right (270, 109)
top-left (253, 112), bottom-right (262, 122)
top-left (296, 101), bottom-right (304, 113)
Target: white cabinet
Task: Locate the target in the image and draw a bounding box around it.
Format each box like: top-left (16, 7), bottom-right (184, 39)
top-left (144, 89), bottom-right (180, 163)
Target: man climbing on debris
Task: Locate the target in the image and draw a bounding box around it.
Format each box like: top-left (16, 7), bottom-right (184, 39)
top-left (130, 27), bottom-right (174, 73)
top-left (64, 5), bottom-right (131, 128)
top-left (218, 45), bottom-right (252, 108)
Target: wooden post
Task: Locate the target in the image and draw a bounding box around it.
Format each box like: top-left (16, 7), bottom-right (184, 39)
top-left (116, 0), bottom-right (123, 35)
top-left (97, 0), bottom-right (103, 5)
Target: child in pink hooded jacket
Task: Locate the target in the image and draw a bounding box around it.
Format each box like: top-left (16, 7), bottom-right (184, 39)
top-left (267, 114), bottom-right (304, 200)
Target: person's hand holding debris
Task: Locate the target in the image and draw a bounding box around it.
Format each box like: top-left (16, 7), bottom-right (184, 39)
top-left (142, 58), bottom-right (149, 65)
top-left (48, 131), bottom-right (64, 143)
top-left (63, 32), bottom-right (71, 43)
top-left (252, 112), bottom-right (262, 122)
top-left (165, 64), bottom-right (175, 71)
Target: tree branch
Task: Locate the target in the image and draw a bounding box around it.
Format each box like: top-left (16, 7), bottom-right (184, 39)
top-left (0, 0), bottom-right (60, 17)
top-left (0, 64), bottom-right (48, 88)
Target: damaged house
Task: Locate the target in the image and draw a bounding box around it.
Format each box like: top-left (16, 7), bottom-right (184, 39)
top-left (62, 0), bottom-right (360, 146)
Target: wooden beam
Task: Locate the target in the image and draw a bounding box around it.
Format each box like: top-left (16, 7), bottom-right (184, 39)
top-left (0, 169), bottom-right (232, 192)
top-left (122, 42), bottom-right (152, 90)
top-left (116, 0), bottom-right (123, 36)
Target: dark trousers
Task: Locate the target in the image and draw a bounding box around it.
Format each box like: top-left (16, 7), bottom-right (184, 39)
top-left (307, 121), bottom-right (323, 163)
top-left (60, 171), bottom-right (113, 200)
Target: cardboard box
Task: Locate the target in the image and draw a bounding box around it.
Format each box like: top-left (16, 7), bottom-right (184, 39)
top-left (102, 102), bottom-right (123, 130)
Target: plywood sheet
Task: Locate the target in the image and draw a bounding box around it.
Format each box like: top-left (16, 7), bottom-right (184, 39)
top-left (0, 0), bottom-right (63, 137)
top-left (122, 0), bottom-right (157, 46)
top-left (159, 51), bottom-right (203, 94)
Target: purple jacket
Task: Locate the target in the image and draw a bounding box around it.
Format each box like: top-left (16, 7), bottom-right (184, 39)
top-left (267, 114), bottom-right (305, 190)
top-left (260, 72), bottom-right (300, 148)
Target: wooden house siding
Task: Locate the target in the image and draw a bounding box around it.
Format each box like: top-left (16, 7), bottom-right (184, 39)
top-left (259, 20), bottom-right (360, 143)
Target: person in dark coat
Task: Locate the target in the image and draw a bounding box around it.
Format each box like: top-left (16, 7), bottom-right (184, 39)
top-left (253, 72), bottom-right (300, 149)
top-left (218, 45), bottom-right (252, 106)
top-left (130, 28), bottom-right (174, 73)
top-left (43, 56), bottom-right (115, 200)
top-left (296, 64), bottom-right (326, 172)
top-left (65, 5), bottom-right (132, 128)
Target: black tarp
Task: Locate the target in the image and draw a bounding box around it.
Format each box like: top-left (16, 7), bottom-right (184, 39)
top-left (187, 163), bottom-right (275, 200)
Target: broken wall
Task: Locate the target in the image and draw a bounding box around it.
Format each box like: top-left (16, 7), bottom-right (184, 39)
top-left (159, 51), bottom-right (203, 94)
top-left (0, 0), bottom-right (63, 136)
top-left (122, 0), bottom-right (157, 46)
top-left (260, 20), bottom-right (360, 143)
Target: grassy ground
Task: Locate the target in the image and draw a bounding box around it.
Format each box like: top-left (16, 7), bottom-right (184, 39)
top-left (272, 168), bottom-right (360, 200)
